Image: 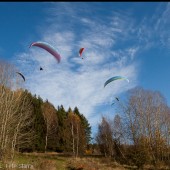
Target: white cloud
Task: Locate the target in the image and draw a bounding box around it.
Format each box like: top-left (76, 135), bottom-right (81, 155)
top-left (156, 3), bottom-right (170, 50)
top-left (14, 3), bottom-right (140, 135)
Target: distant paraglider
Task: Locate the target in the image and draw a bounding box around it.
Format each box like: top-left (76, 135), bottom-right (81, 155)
top-left (16, 72), bottom-right (25, 82)
top-left (30, 41), bottom-right (61, 63)
top-left (79, 48), bottom-right (85, 59)
top-left (40, 67), bottom-right (43, 71)
top-left (111, 97), bottom-right (119, 106)
top-left (104, 76), bottom-right (129, 88)
top-left (115, 97), bottom-right (119, 101)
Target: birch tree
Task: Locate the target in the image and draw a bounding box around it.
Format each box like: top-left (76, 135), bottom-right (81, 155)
top-left (0, 61), bottom-right (35, 163)
top-left (118, 87), bottom-right (170, 167)
top-left (41, 101), bottom-right (58, 152)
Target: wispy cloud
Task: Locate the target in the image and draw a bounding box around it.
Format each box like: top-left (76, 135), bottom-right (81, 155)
top-left (155, 3), bottom-right (170, 50)
top-left (13, 2), bottom-right (146, 134)
top-left (133, 2), bottom-right (170, 52)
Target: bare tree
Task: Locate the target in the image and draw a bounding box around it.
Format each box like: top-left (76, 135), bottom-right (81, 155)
top-left (118, 87), bottom-right (170, 168)
top-left (96, 117), bottom-right (114, 157)
top-left (112, 114), bottom-right (127, 161)
top-left (0, 60), bottom-right (35, 164)
top-left (41, 101), bottom-right (58, 152)
top-left (65, 111), bottom-right (82, 157)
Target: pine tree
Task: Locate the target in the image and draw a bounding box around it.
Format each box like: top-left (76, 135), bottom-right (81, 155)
top-left (56, 105), bottom-right (67, 152)
top-left (31, 95), bottom-right (46, 152)
top-left (74, 107), bottom-right (92, 144)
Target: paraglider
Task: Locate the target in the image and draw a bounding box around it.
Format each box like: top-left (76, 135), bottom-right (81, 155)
top-left (104, 76), bottom-right (129, 88)
top-left (79, 48), bottom-right (85, 59)
top-left (111, 102), bottom-right (115, 106)
top-left (30, 41), bottom-right (61, 63)
top-left (40, 67), bottom-right (43, 71)
top-left (115, 97), bottom-right (119, 101)
top-left (111, 97), bottom-right (119, 106)
top-left (16, 72), bottom-right (25, 82)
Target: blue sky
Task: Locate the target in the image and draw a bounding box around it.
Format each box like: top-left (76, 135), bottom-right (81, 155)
top-left (0, 2), bottom-right (170, 138)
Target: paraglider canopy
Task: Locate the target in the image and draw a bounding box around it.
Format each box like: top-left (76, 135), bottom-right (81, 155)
top-left (104, 76), bottom-right (129, 88)
top-left (79, 48), bottom-right (85, 59)
top-left (111, 102), bottom-right (115, 106)
top-left (30, 41), bottom-right (61, 63)
top-left (16, 72), bottom-right (25, 81)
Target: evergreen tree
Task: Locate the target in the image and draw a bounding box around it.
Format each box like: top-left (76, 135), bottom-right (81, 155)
top-left (31, 95), bottom-right (46, 152)
top-left (56, 105), bottom-right (67, 152)
top-left (74, 107), bottom-right (92, 144)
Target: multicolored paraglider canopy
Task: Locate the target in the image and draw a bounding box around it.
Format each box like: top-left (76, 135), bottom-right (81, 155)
top-left (104, 76), bottom-right (129, 88)
top-left (30, 41), bottom-right (61, 63)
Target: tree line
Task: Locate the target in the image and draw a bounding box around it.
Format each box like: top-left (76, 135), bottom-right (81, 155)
top-left (0, 60), bottom-right (91, 163)
top-left (1, 59), bottom-right (170, 169)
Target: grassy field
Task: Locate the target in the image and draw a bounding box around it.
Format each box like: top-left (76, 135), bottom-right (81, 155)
top-left (2, 152), bottom-right (169, 170)
top-left (0, 152), bottom-right (133, 170)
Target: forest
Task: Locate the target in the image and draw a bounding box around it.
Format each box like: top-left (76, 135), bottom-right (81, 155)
top-left (0, 60), bottom-right (170, 170)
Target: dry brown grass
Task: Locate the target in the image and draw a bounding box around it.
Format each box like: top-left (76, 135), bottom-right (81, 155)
top-left (66, 157), bottom-right (126, 170)
top-left (32, 158), bottom-right (56, 170)
top-left (8, 152), bottom-right (169, 170)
